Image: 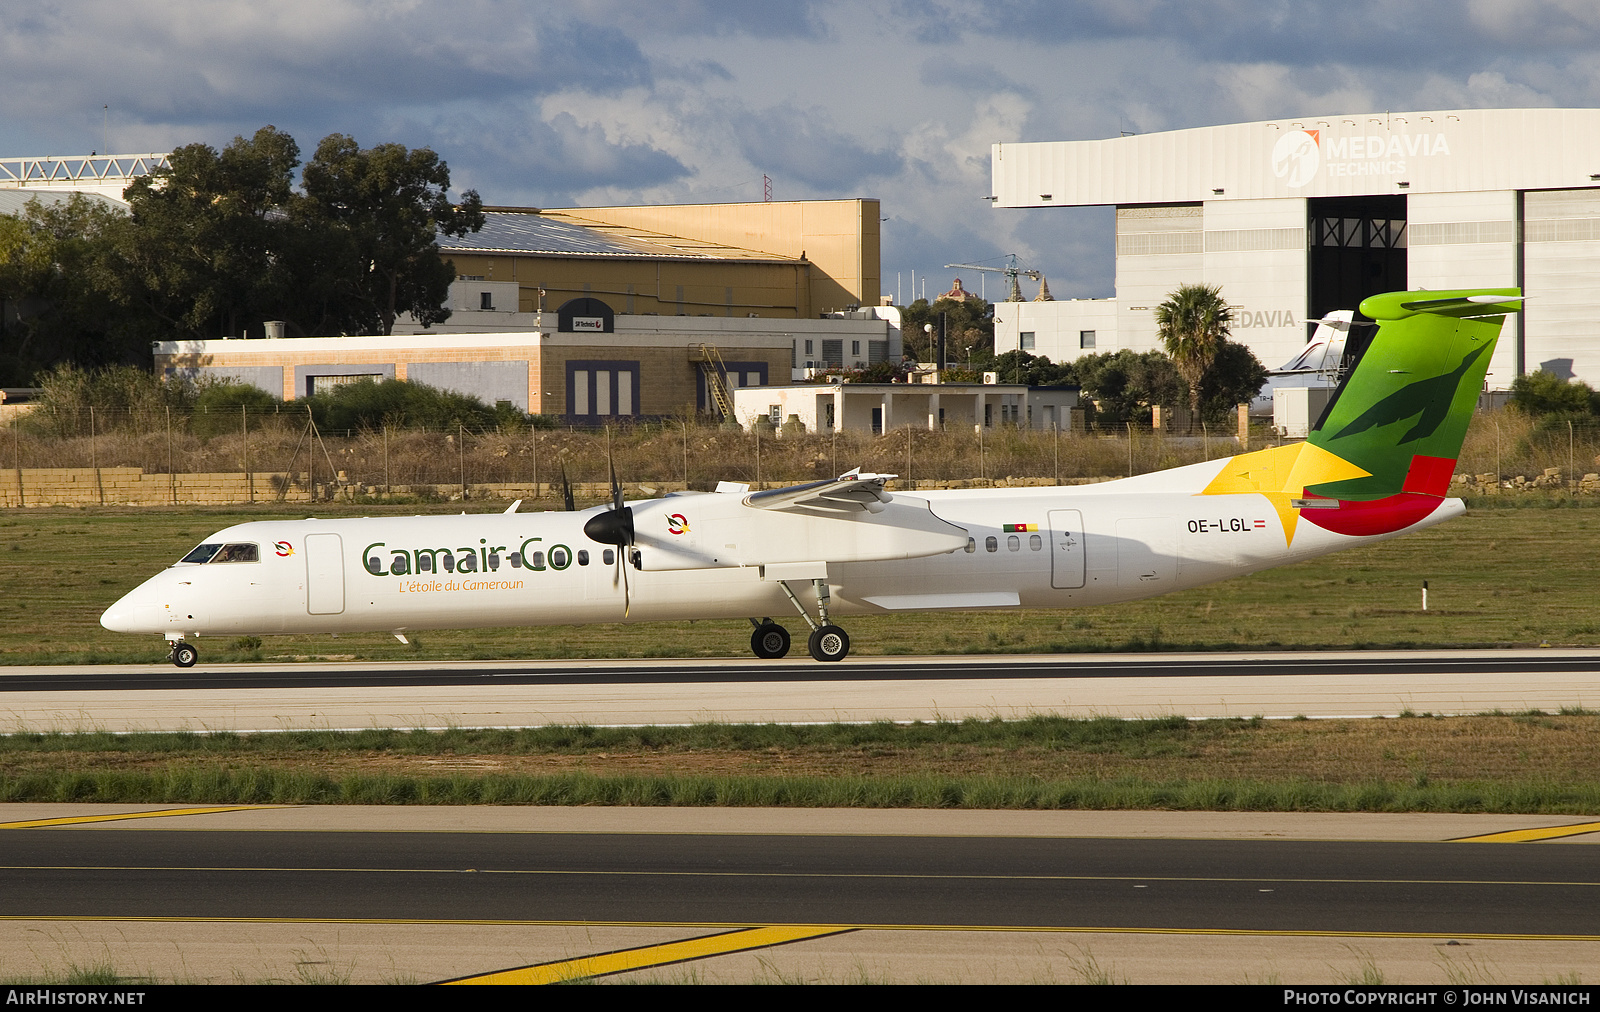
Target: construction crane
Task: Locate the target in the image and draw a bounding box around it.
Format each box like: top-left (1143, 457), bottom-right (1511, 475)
top-left (943, 254), bottom-right (1040, 301)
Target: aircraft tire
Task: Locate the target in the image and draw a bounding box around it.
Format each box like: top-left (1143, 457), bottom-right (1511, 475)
top-left (750, 622), bottom-right (791, 659)
top-left (171, 642), bottom-right (198, 668)
top-left (807, 624), bottom-right (849, 662)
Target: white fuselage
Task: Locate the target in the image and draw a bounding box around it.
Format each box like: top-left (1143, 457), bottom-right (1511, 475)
top-left (100, 472), bottom-right (1463, 641)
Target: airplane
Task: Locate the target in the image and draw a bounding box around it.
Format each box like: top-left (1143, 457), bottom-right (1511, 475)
top-left (102, 287), bottom-right (1520, 666)
top-left (1247, 309), bottom-right (1354, 416)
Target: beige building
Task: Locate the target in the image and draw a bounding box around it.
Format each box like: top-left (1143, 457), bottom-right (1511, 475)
top-left (435, 199), bottom-right (881, 321)
top-left (157, 312), bottom-right (898, 424)
top-left (157, 197), bottom-right (897, 423)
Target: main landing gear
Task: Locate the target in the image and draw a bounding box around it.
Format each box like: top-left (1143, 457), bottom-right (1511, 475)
top-left (746, 578), bottom-right (851, 662)
top-left (168, 640), bottom-right (198, 668)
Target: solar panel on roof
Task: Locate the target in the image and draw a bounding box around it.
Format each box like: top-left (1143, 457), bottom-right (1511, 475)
top-left (438, 211), bottom-right (791, 261)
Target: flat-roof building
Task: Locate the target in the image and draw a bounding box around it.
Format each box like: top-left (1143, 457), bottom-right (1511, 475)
top-left (992, 108), bottom-right (1600, 388)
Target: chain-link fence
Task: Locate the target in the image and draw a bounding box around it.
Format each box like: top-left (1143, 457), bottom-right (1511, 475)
top-left (7, 407), bottom-right (1591, 505)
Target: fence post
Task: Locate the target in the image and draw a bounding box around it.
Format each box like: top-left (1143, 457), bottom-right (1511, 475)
top-left (458, 421), bottom-right (467, 500)
top-left (243, 404), bottom-right (253, 503)
top-left (90, 407), bottom-right (104, 504)
top-left (12, 418), bottom-right (23, 507)
top-left (166, 406), bottom-right (175, 505)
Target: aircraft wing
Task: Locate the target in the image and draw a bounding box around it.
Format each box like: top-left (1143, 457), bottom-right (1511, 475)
top-left (622, 470), bottom-right (968, 571)
top-left (741, 469), bottom-right (896, 514)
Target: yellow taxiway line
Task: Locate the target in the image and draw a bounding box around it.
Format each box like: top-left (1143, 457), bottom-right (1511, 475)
top-left (0, 806), bottom-right (276, 829)
top-left (439, 925), bottom-right (855, 984)
top-left (1454, 821), bottom-right (1600, 843)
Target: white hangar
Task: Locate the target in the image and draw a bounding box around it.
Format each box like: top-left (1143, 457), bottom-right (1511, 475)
top-left (991, 108), bottom-right (1600, 389)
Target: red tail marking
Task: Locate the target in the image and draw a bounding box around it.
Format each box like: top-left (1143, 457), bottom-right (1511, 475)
top-left (1402, 455), bottom-right (1456, 496)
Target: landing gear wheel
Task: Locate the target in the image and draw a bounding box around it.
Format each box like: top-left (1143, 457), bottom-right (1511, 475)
top-left (750, 622), bottom-right (791, 659)
top-left (170, 642), bottom-right (198, 668)
top-left (807, 624), bottom-right (849, 662)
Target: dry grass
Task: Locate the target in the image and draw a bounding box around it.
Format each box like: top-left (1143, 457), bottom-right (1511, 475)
top-left (9, 408), bottom-right (1600, 497)
top-left (4, 715), bottom-right (1595, 786)
top-left (5, 411), bottom-right (1249, 490)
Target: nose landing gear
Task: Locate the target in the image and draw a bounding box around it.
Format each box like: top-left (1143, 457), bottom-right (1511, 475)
top-left (749, 618), bottom-right (791, 659)
top-left (167, 640), bottom-right (198, 668)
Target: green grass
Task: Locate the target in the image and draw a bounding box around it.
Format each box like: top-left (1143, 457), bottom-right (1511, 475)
top-left (4, 767), bottom-right (1599, 812)
top-left (4, 714), bottom-right (1599, 812)
top-left (5, 500), bottom-right (1600, 664)
top-left (0, 715), bottom-right (1204, 755)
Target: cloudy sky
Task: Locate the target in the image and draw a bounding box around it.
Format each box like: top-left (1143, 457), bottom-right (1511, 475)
top-left (3, 0), bottom-right (1597, 302)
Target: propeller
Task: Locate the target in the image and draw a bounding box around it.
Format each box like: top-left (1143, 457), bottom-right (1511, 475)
top-left (582, 465), bottom-right (636, 616)
top-left (560, 463), bottom-right (575, 512)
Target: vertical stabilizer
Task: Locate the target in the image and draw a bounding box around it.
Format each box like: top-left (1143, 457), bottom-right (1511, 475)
top-left (1305, 289), bottom-right (1519, 502)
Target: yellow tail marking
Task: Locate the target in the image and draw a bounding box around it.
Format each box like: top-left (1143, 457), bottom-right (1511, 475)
top-left (441, 924), bottom-right (852, 985)
top-left (1198, 442), bottom-right (1369, 545)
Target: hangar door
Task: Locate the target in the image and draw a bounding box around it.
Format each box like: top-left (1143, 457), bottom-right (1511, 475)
top-left (305, 533), bottom-right (346, 615)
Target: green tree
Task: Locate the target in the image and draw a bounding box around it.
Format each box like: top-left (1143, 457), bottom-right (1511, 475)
top-left (299, 135), bottom-right (485, 335)
top-left (303, 378), bottom-right (514, 433)
top-left (1198, 339), bottom-right (1268, 423)
top-left (0, 195), bottom-right (154, 384)
top-left (25, 363), bottom-right (193, 435)
top-left (1071, 350), bottom-right (1185, 426)
top-left (1509, 369), bottom-right (1596, 418)
top-left (992, 349), bottom-right (1075, 387)
top-left (899, 296), bottom-right (993, 365)
top-left (1155, 283), bottom-right (1233, 414)
top-left (103, 126), bottom-right (301, 340)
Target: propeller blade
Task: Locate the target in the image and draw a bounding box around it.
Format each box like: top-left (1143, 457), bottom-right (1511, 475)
top-left (622, 550), bottom-right (631, 617)
top-left (560, 463), bottom-right (575, 512)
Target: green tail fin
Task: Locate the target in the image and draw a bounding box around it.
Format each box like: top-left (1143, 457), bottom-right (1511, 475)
top-left (1306, 288), bottom-right (1520, 501)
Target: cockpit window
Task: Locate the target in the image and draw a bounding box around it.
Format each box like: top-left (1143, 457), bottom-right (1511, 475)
top-left (211, 543), bottom-right (259, 563)
top-left (179, 543), bottom-right (222, 565)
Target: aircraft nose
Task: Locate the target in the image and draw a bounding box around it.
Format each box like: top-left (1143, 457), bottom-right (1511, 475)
top-left (100, 588), bottom-right (161, 633)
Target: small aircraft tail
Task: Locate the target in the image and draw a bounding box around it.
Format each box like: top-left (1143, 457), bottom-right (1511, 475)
top-left (1304, 288), bottom-right (1520, 502)
top-left (1198, 288), bottom-right (1518, 543)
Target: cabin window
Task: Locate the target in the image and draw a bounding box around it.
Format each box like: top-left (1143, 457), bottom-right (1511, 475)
top-left (577, 550), bottom-right (590, 566)
top-left (549, 546), bottom-right (572, 570)
top-left (211, 543), bottom-right (259, 563)
top-left (1029, 534), bottom-right (1043, 551)
top-left (985, 536), bottom-right (998, 553)
top-left (604, 549), bottom-right (615, 565)
top-left (179, 543), bottom-right (222, 565)
top-left (530, 551), bottom-right (545, 569)
top-left (964, 538), bottom-right (976, 554)
top-left (1007, 535), bottom-right (1020, 552)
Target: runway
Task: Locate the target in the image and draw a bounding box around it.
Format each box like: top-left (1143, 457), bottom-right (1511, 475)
top-left (2, 805), bottom-right (1598, 984)
top-left (0, 648), bottom-right (1595, 732)
top-left (4, 651), bottom-right (1596, 982)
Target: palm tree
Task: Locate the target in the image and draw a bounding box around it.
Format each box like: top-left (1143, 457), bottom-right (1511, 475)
top-left (1155, 283), bottom-right (1233, 418)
